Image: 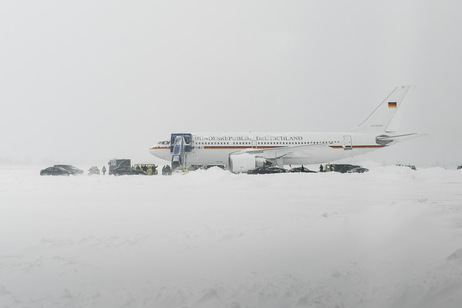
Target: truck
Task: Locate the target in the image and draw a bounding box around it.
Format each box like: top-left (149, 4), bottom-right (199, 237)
top-left (108, 159), bottom-right (146, 176)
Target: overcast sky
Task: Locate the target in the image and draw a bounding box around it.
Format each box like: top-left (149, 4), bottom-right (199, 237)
top-left (1, 0), bottom-right (461, 167)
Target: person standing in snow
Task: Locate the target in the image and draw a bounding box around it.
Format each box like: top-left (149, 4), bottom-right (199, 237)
top-left (102, 165), bottom-right (107, 175)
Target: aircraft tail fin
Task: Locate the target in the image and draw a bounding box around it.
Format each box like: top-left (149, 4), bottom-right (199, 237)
top-left (351, 85), bottom-right (413, 133)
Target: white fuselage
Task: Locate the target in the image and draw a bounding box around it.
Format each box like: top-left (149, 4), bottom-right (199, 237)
top-left (150, 86), bottom-right (417, 169)
top-left (150, 131), bottom-right (383, 168)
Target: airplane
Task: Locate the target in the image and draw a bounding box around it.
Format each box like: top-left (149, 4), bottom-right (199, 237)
top-left (150, 85), bottom-right (418, 172)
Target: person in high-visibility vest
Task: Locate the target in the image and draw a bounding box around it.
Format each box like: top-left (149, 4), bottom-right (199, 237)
top-left (102, 166), bottom-right (107, 175)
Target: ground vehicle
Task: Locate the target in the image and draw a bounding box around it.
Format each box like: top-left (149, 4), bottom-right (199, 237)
top-left (458, 165), bottom-right (462, 170)
top-left (40, 165), bottom-right (83, 176)
top-left (248, 167), bottom-right (288, 174)
top-left (133, 164), bottom-right (158, 175)
top-left (289, 166), bottom-right (316, 173)
top-left (109, 159), bottom-right (129, 175)
top-left (346, 167), bottom-right (369, 173)
top-left (54, 165), bottom-right (84, 174)
top-left (323, 164), bottom-right (369, 173)
top-left (40, 166), bottom-right (73, 176)
top-left (88, 166), bottom-right (100, 175)
top-left (108, 159), bottom-right (146, 176)
top-left (396, 164), bottom-right (417, 170)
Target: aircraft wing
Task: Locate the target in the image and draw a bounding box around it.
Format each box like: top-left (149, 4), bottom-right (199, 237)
top-left (231, 144), bottom-right (331, 160)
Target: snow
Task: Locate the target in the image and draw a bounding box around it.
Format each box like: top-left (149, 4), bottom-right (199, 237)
top-left (1, 166), bottom-right (462, 308)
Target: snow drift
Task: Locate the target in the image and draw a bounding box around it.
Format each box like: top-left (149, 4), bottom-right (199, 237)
top-left (1, 166), bottom-right (462, 307)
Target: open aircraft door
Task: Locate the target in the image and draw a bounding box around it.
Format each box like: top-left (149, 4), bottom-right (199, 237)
top-left (170, 133), bottom-right (192, 152)
top-left (343, 135), bottom-right (352, 150)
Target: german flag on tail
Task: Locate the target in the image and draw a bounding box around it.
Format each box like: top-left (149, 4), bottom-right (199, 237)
top-left (388, 102), bottom-right (397, 108)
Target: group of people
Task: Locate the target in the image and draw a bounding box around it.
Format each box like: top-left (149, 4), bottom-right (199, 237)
top-left (97, 164), bottom-right (160, 176)
top-left (161, 165), bottom-right (172, 175)
top-left (135, 164), bottom-right (157, 175)
top-left (92, 164), bottom-right (179, 176)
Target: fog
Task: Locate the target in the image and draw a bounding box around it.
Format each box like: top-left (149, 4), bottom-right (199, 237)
top-left (1, 1), bottom-right (461, 167)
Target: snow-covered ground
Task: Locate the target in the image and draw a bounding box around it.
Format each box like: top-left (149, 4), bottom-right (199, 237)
top-left (1, 166), bottom-right (462, 308)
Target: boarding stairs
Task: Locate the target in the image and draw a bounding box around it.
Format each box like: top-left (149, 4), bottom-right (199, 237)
top-left (170, 133), bottom-right (192, 170)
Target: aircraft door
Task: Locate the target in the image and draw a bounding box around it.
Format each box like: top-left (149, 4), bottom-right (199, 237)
top-left (343, 135), bottom-right (352, 150)
top-left (170, 133), bottom-right (192, 152)
top-left (251, 140), bottom-right (258, 149)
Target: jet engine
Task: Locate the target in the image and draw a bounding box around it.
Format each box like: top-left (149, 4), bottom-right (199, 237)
top-left (229, 153), bottom-right (267, 173)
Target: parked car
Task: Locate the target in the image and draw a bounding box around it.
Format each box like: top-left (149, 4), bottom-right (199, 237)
top-left (248, 167), bottom-right (288, 174)
top-left (457, 165), bottom-right (462, 170)
top-left (40, 166), bottom-right (73, 176)
top-left (289, 166), bottom-right (316, 173)
top-left (396, 164), bottom-right (417, 170)
top-left (54, 165), bottom-right (83, 175)
top-left (346, 167), bottom-right (369, 173)
top-left (88, 166), bottom-right (100, 175)
top-left (326, 164), bottom-right (365, 173)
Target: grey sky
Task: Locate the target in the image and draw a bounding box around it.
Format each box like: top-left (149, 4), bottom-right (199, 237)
top-left (1, 1), bottom-right (461, 167)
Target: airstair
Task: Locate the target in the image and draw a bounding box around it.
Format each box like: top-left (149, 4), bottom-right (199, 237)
top-left (170, 133), bottom-right (192, 170)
